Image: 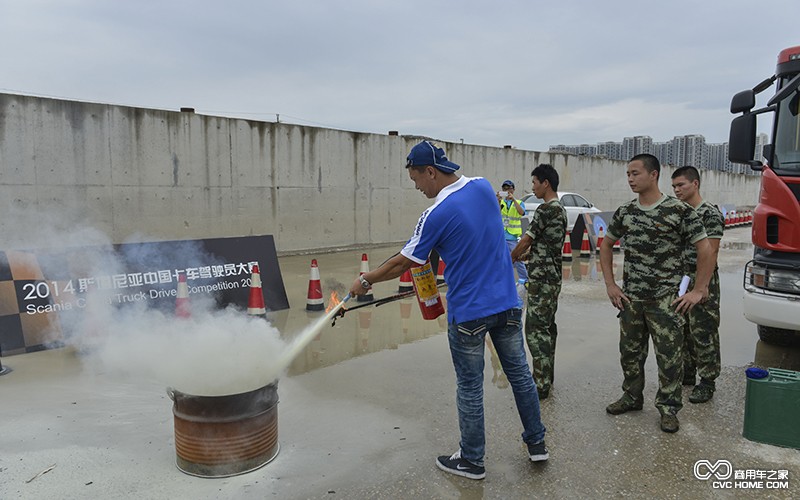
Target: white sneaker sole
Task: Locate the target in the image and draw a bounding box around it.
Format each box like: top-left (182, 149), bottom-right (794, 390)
top-left (435, 458), bottom-right (486, 480)
top-left (529, 452), bottom-right (549, 462)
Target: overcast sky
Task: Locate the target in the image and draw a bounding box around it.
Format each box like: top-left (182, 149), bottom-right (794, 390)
top-left (1, 0), bottom-right (798, 151)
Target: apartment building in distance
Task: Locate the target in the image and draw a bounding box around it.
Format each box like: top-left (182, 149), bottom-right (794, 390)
top-left (549, 133), bottom-right (768, 174)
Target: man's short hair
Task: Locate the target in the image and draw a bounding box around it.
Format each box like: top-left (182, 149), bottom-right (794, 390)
top-left (630, 154), bottom-right (660, 178)
top-left (531, 163), bottom-right (559, 192)
top-left (672, 165), bottom-right (701, 187)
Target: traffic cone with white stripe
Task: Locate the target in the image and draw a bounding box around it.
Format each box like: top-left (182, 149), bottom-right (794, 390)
top-left (436, 259), bottom-right (446, 285)
top-left (305, 259), bottom-right (325, 311)
top-left (175, 273), bottom-right (191, 318)
top-left (357, 253), bottom-right (374, 302)
top-left (247, 264), bottom-right (267, 316)
top-left (398, 269), bottom-right (414, 293)
top-left (562, 230), bottom-right (573, 262)
top-left (612, 238), bottom-right (621, 252)
top-left (595, 227), bottom-right (604, 254)
top-left (580, 229), bottom-right (591, 258)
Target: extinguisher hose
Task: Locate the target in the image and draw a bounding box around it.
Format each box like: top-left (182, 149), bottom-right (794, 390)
top-left (331, 283), bottom-right (446, 326)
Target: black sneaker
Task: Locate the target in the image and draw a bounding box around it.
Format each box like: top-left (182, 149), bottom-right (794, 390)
top-left (527, 440), bottom-right (549, 462)
top-left (435, 450), bottom-right (485, 480)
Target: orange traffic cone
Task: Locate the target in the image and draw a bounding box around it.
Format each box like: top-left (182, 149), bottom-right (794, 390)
top-left (562, 230), bottom-right (573, 262)
top-left (748, 210), bottom-right (753, 224)
top-left (612, 238), bottom-right (621, 252)
top-left (580, 229), bottom-right (591, 258)
top-left (724, 212), bottom-right (730, 230)
top-left (175, 273), bottom-right (191, 318)
top-left (305, 259), bottom-right (324, 311)
top-left (247, 264), bottom-right (267, 316)
top-left (436, 259), bottom-right (446, 285)
top-left (357, 253), bottom-right (374, 302)
top-left (398, 269), bottom-right (414, 293)
top-left (595, 227), bottom-right (604, 254)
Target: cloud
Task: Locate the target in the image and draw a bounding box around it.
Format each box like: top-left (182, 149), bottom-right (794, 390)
top-left (0, 0), bottom-right (797, 150)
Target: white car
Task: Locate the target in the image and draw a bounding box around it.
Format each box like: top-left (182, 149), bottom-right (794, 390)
top-left (519, 191), bottom-right (601, 230)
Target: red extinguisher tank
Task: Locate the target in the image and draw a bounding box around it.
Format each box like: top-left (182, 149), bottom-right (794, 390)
top-left (409, 260), bottom-right (445, 320)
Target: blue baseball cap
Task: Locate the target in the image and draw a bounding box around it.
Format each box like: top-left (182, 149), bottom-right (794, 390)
top-left (501, 180), bottom-right (515, 188)
top-left (406, 141), bottom-right (461, 173)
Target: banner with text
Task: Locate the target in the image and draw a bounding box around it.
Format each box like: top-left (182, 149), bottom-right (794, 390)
top-left (0, 235), bottom-right (289, 356)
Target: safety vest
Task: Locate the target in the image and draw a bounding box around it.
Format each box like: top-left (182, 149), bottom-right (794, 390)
top-left (500, 200), bottom-right (523, 237)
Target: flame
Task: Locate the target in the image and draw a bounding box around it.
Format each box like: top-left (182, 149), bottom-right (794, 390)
top-left (325, 291), bottom-right (341, 313)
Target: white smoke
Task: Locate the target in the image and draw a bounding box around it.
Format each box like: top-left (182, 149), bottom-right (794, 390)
top-left (2, 201), bottom-right (288, 396)
top-left (90, 305), bottom-right (286, 396)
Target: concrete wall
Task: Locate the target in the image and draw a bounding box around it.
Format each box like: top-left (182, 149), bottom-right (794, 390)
top-left (0, 93), bottom-right (761, 254)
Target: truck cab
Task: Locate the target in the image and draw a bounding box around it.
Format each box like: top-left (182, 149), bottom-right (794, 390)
top-left (729, 45), bottom-right (800, 346)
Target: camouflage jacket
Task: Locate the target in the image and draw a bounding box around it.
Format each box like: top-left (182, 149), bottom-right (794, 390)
top-left (683, 200), bottom-right (724, 274)
top-left (606, 194), bottom-right (707, 300)
top-left (525, 199), bottom-right (567, 284)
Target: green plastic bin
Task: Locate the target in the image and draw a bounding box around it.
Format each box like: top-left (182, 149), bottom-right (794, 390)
top-left (743, 368), bottom-right (800, 449)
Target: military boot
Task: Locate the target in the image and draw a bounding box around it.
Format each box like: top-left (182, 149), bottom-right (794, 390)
top-left (606, 396), bottom-right (643, 415)
top-left (660, 413), bottom-right (680, 433)
top-left (689, 382), bottom-right (715, 404)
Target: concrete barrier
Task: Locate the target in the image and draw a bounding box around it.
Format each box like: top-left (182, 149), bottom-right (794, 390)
top-left (0, 93), bottom-right (761, 254)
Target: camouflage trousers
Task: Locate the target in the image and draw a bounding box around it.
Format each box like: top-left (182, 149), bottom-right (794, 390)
top-left (618, 295), bottom-right (685, 415)
top-left (525, 281), bottom-right (561, 393)
top-left (682, 271), bottom-right (721, 386)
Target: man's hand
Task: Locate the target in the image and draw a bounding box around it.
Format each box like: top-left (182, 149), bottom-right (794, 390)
top-left (671, 288), bottom-right (708, 314)
top-left (511, 234), bottom-right (533, 262)
top-left (349, 277), bottom-right (368, 298)
top-left (605, 282), bottom-right (630, 311)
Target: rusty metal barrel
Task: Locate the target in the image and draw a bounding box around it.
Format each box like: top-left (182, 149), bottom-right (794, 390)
top-left (168, 382), bottom-right (279, 477)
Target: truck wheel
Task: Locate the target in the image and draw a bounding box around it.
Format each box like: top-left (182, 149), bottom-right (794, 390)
top-left (757, 325), bottom-right (800, 347)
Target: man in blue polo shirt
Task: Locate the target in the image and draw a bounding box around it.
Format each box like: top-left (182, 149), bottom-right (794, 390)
top-left (349, 140), bottom-right (548, 480)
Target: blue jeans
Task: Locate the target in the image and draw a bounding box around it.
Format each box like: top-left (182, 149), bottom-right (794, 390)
top-left (506, 239), bottom-right (528, 282)
top-left (447, 308), bottom-right (546, 466)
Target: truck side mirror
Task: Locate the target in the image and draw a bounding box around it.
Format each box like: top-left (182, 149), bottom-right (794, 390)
top-left (729, 113), bottom-right (757, 164)
top-left (731, 90), bottom-right (755, 113)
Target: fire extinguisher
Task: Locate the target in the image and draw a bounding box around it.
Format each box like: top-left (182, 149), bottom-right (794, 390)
top-left (409, 259), bottom-right (445, 320)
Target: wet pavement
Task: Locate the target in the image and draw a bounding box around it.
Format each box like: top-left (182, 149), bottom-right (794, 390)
top-left (2, 226), bottom-right (800, 499)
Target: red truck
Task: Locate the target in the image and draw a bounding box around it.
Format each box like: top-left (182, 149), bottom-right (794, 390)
top-left (729, 45), bottom-right (800, 346)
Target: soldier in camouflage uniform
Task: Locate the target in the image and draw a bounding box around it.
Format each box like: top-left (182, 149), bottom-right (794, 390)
top-left (511, 164), bottom-right (567, 400)
top-left (599, 154), bottom-right (714, 433)
top-left (671, 166), bottom-right (724, 404)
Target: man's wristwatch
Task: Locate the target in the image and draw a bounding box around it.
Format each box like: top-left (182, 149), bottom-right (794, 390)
top-left (359, 275), bottom-right (371, 289)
